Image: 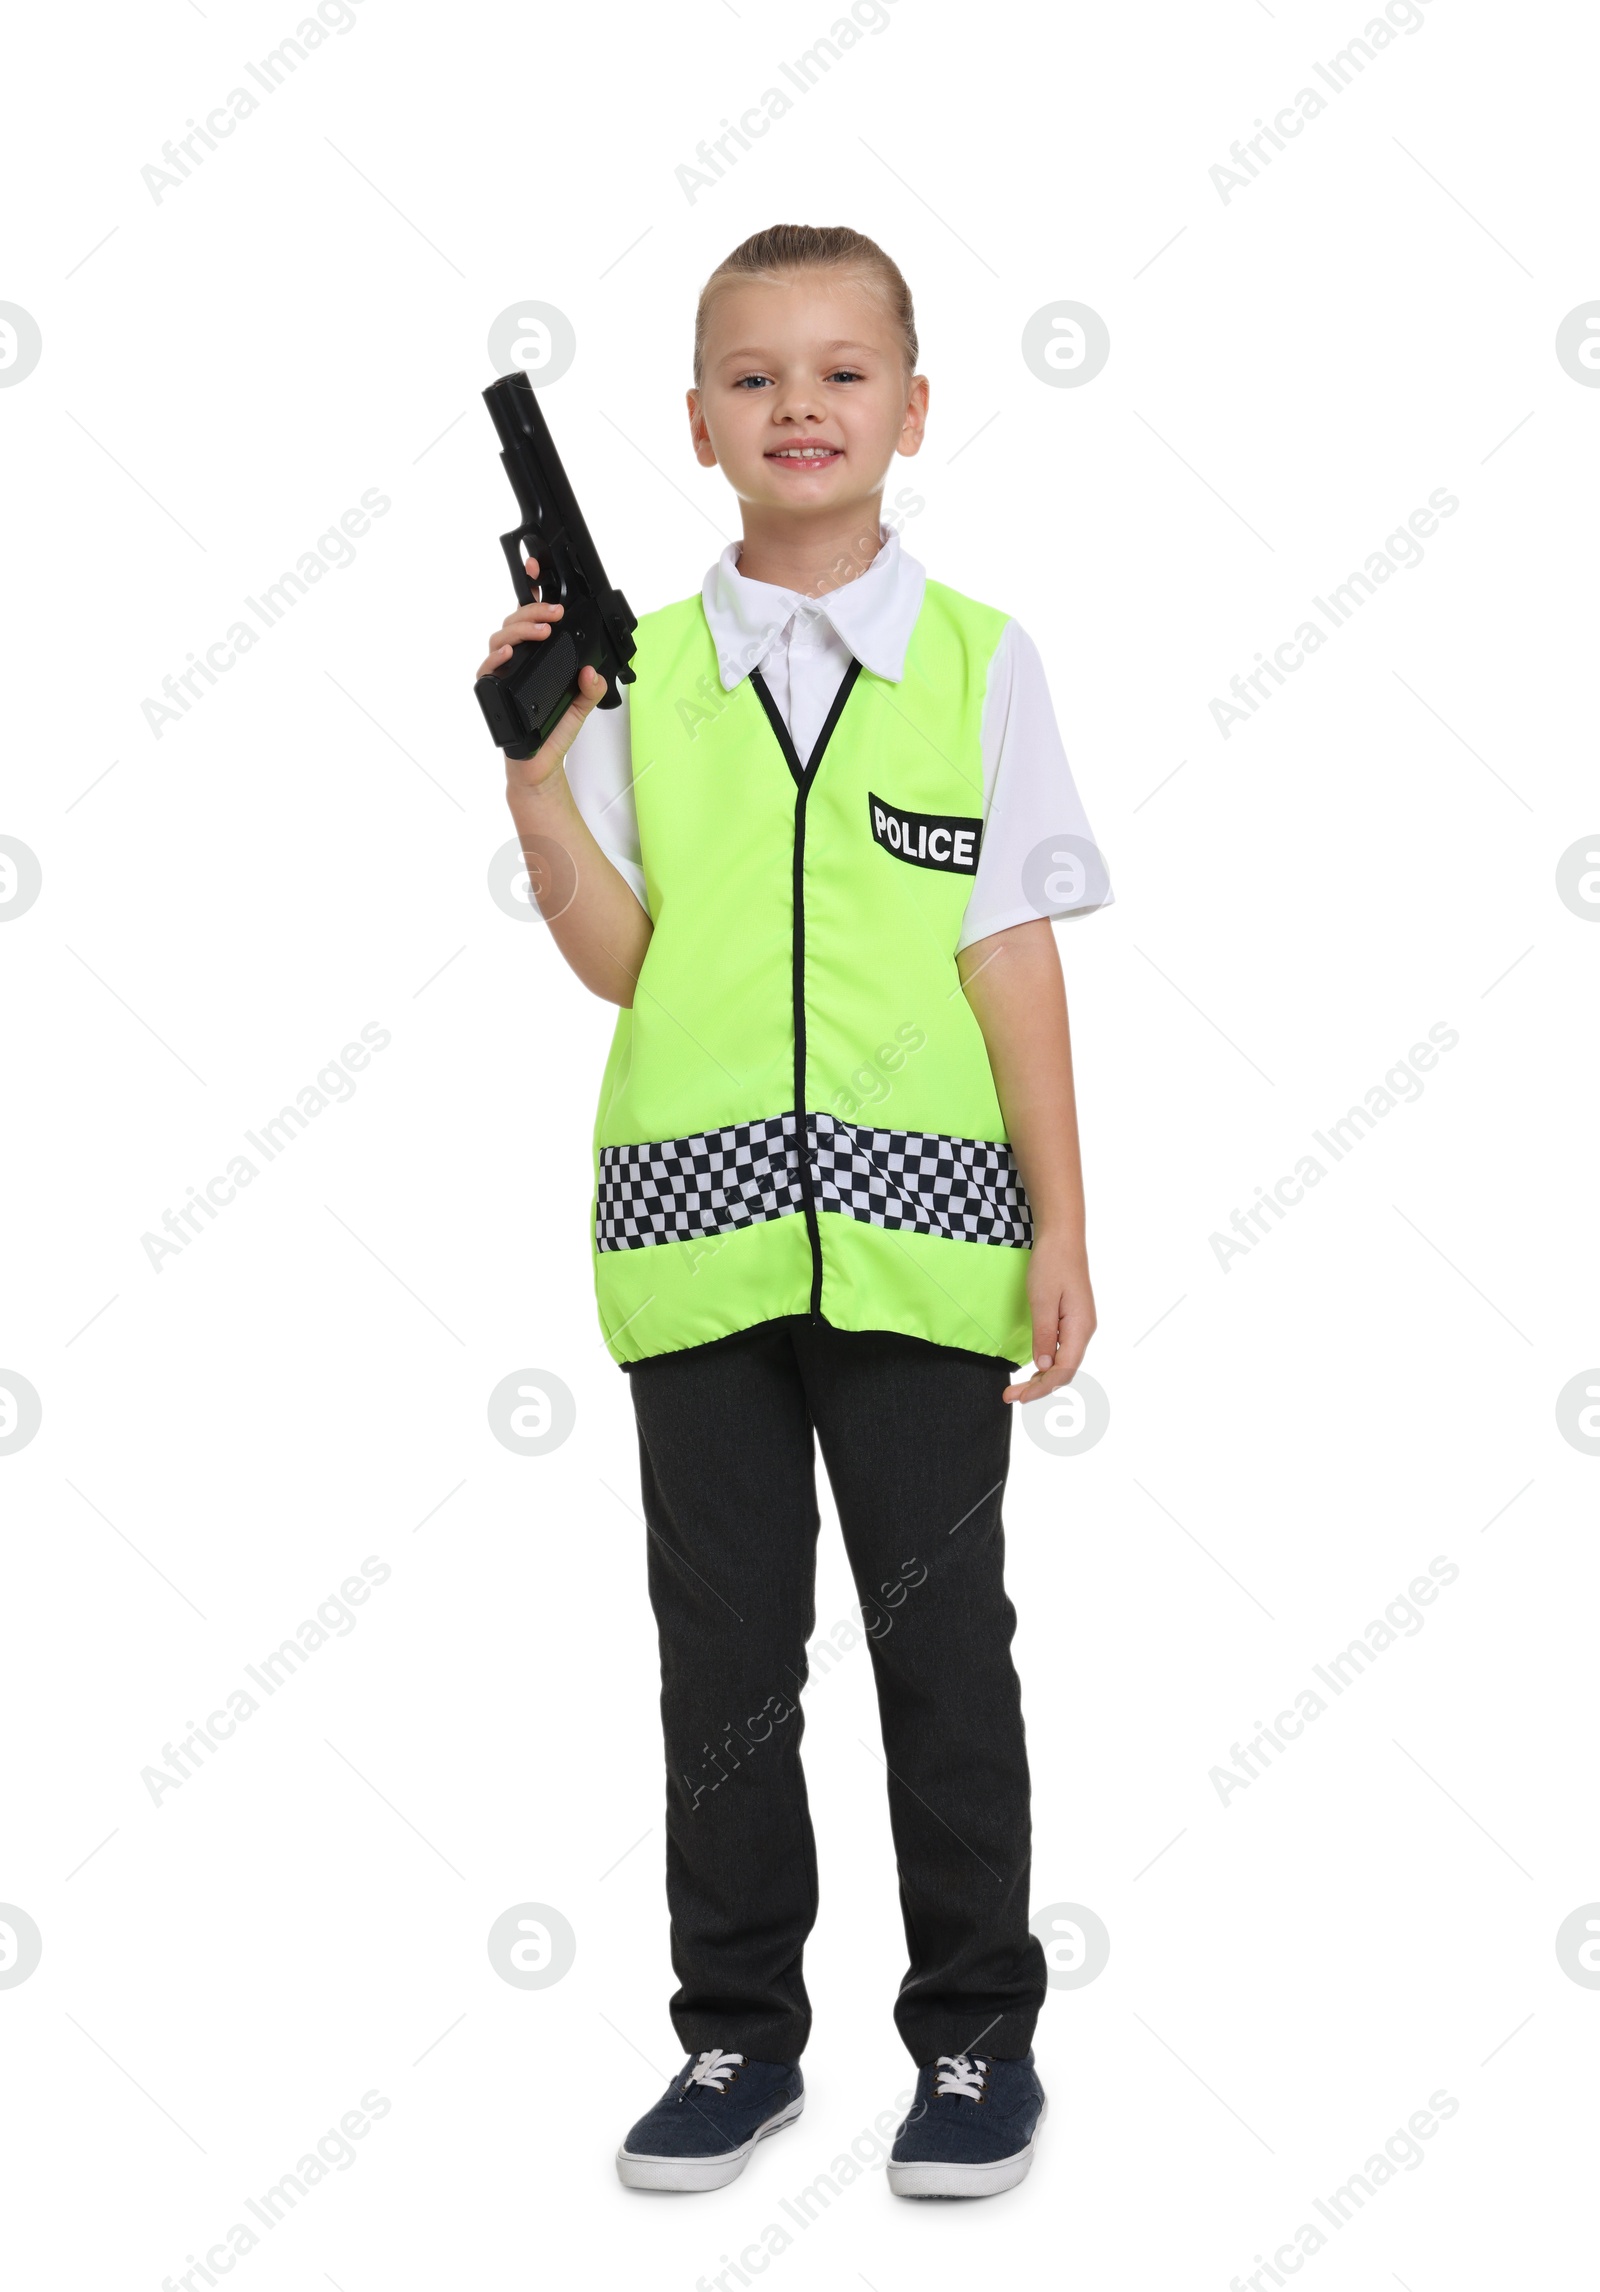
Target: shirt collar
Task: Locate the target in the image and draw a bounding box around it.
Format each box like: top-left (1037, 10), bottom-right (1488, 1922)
top-left (700, 522), bottom-right (926, 691)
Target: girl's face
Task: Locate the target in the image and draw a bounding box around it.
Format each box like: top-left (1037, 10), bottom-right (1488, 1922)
top-left (688, 272), bottom-right (927, 519)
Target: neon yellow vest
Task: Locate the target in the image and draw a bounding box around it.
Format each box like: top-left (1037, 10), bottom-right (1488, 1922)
top-left (589, 578), bottom-right (1034, 1367)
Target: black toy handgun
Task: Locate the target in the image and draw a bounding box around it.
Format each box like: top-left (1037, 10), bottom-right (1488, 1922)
top-left (473, 371), bottom-right (636, 760)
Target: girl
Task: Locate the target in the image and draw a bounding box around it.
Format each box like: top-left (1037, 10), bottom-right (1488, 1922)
top-left (475, 224), bottom-right (1112, 2201)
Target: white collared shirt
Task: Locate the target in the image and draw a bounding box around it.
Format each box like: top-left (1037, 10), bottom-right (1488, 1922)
top-left (561, 524), bottom-right (1113, 953)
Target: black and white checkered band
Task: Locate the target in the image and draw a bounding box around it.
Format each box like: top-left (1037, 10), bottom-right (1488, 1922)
top-left (596, 1112), bottom-right (805, 1252)
top-left (810, 1112), bottom-right (1031, 1246)
top-left (596, 1110), bottom-right (1031, 1252)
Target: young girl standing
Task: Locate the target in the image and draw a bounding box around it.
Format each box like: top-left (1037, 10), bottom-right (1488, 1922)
top-left (475, 224), bottom-right (1112, 2201)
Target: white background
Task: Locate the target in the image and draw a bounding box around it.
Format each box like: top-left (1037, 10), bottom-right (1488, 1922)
top-left (2, 0), bottom-right (1596, 2284)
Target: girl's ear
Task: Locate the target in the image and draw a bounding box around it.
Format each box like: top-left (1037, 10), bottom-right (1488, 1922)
top-left (897, 373), bottom-right (930, 458)
top-left (686, 385), bottom-right (719, 469)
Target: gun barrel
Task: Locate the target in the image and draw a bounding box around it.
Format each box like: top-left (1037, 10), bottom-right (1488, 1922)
top-left (483, 371), bottom-right (605, 559)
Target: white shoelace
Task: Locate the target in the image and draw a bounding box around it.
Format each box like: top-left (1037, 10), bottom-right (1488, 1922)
top-left (934, 2054), bottom-right (988, 2101)
top-left (684, 2048), bottom-right (745, 2093)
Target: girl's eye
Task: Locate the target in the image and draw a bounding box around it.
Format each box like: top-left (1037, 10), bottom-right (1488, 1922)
top-left (730, 369), bottom-right (864, 389)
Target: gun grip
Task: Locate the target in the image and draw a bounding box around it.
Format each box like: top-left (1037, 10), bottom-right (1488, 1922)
top-left (474, 626), bottom-right (580, 758)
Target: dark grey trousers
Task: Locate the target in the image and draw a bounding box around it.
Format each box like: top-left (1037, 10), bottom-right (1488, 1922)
top-left (626, 1312), bottom-right (1047, 2066)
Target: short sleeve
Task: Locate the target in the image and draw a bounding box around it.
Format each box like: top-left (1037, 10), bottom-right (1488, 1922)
top-left (561, 682), bottom-right (651, 918)
top-left (957, 620), bottom-right (1114, 955)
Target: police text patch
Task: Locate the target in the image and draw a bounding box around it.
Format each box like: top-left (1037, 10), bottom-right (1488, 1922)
top-left (867, 792), bottom-right (982, 875)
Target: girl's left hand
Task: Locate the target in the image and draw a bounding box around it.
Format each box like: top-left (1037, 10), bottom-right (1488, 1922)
top-left (1003, 1234), bottom-right (1097, 1405)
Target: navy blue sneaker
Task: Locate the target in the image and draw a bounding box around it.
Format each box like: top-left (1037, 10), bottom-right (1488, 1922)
top-left (616, 2047), bottom-right (805, 2191)
top-left (887, 2049), bottom-right (1046, 2198)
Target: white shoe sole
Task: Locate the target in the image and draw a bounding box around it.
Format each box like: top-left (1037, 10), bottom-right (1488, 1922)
top-left (886, 2094), bottom-right (1046, 2199)
top-left (616, 2093), bottom-right (805, 2192)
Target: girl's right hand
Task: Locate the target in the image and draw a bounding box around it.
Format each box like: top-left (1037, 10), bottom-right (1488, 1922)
top-left (476, 553), bottom-right (608, 796)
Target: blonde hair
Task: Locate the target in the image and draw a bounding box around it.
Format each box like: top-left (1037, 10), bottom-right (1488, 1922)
top-left (693, 224), bottom-right (918, 386)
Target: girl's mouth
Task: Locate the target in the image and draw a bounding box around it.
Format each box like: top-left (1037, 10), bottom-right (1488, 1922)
top-left (765, 445), bottom-right (844, 470)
